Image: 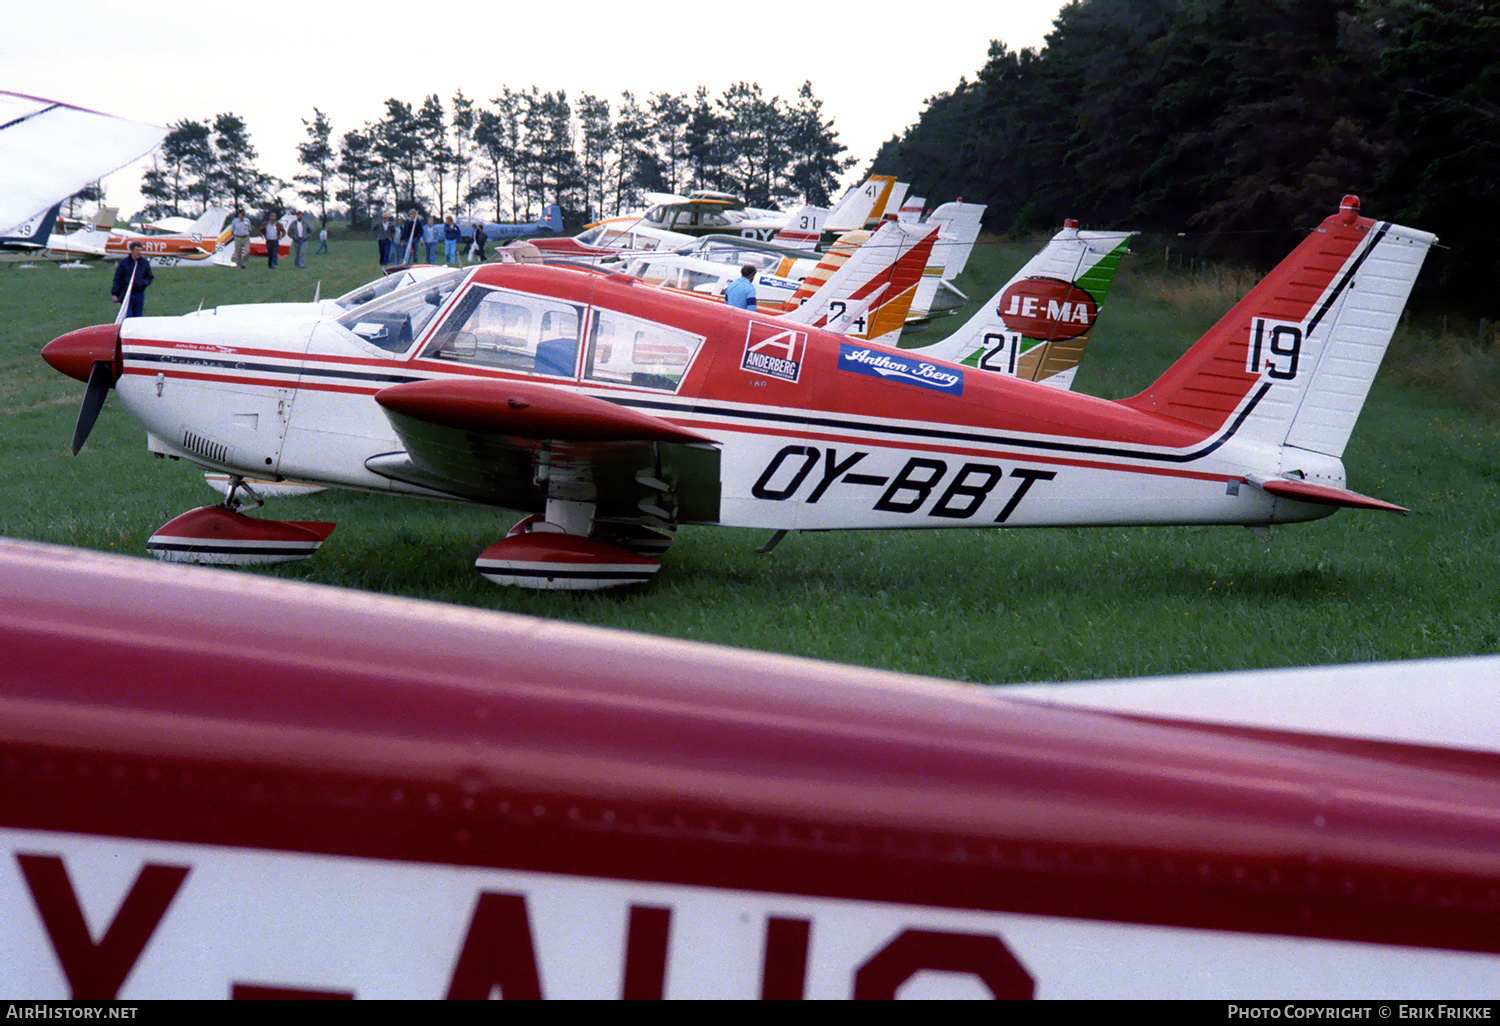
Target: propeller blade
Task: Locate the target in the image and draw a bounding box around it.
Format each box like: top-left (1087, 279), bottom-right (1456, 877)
top-left (70, 360), bottom-right (113, 454)
top-left (113, 260), bottom-right (138, 325)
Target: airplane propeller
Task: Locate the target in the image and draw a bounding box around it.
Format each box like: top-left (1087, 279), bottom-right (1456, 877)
top-left (41, 322), bottom-right (122, 455)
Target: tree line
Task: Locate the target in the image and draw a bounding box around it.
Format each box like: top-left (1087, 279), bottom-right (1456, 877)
top-left (868, 0), bottom-right (1499, 309)
top-left (141, 82), bottom-right (852, 231)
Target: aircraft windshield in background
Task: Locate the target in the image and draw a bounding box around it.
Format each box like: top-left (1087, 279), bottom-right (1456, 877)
top-left (43, 197), bottom-right (1430, 591)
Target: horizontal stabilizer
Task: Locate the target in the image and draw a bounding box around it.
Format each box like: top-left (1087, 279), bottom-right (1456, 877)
top-left (1254, 476), bottom-right (1408, 514)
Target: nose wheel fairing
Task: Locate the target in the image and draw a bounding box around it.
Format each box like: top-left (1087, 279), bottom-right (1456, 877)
top-left (146, 505), bottom-right (336, 566)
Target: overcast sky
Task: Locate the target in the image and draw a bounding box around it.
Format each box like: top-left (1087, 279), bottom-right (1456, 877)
top-left (5, 0), bottom-right (1067, 216)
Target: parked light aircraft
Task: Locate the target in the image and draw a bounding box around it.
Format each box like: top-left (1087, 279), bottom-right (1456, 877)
top-left (459, 204), bottom-right (564, 241)
top-left (539, 176), bottom-right (901, 262)
top-left (631, 200), bottom-right (988, 325)
top-left (13, 106), bottom-right (1493, 999)
top-left (2, 535), bottom-right (1498, 998)
top-left (43, 196), bottom-right (1429, 590)
top-left (101, 207), bottom-right (233, 267)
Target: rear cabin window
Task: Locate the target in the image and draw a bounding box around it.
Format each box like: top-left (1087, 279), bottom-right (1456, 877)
top-left (421, 286), bottom-right (584, 377)
top-left (583, 309), bottom-right (703, 392)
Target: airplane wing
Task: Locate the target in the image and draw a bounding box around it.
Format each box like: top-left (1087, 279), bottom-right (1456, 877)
top-left (366, 377), bottom-right (722, 524)
top-left (0, 92), bottom-right (166, 235)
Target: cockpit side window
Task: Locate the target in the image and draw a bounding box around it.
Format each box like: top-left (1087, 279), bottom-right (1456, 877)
top-left (421, 285), bottom-right (584, 377)
top-left (583, 308), bottom-right (703, 392)
top-left (335, 270), bottom-right (463, 353)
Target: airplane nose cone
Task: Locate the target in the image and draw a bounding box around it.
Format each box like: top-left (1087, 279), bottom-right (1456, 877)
top-left (43, 323), bottom-right (120, 383)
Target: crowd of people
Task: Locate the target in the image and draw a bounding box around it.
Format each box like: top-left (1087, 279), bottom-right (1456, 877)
top-left (109, 207), bottom-right (532, 318)
top-left (375, 210), bottom-right (489, 267)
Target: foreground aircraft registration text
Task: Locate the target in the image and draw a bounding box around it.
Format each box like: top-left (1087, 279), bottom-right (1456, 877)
top-left (4, 830), bottom-right (1494, 1000)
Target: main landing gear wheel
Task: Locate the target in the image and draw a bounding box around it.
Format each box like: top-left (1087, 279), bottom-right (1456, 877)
top-left (475, 516), bottom-right (661, 590)
top-left (147, 475), bottom-right (336, 566)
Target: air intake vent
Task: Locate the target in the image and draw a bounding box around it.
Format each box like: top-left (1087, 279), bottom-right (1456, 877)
top-left (182, 430), bottom-right (229, 466)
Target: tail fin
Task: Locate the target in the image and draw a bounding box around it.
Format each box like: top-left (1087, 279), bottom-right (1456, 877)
top-left (539, 204), bottom-right (563, 231)
top-left (1122, 196), bottom-right (1436, 458)
top-left (922, 201), bottom-right (987, 282)
top-left (824, 175), bottom-right (897, 233)
top-left (779, 220), bottom-right (937, 344)
top-left (906, 222), bottom-right (1133, 389)
top-left (190, 207), bottom-right (231, 245)
top-left (771, 204), bottom-right (826, 248)
top-left (907, 201), bottom-right (988, 320)
top-left (898, 195), bottom-right (926, 222)
top-left (2, 203), bottom-right (59, 246)
top-left (873, 183), bottom-right (909, 228)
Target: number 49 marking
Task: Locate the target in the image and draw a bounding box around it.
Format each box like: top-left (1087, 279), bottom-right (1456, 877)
top-left (1247, 318), bottom-right (1302, 380)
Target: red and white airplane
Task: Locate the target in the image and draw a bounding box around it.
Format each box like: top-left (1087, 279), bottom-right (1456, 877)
top-left (105, 207), bottom-right (233, 267)
top-left (2, 535), bottom-right (1497, 999)
top-left (43, 196), bottom-right (1432, 591)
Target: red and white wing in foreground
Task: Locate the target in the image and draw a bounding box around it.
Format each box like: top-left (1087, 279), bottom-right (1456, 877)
top-left (2, 537), bottom-right (1497, 999)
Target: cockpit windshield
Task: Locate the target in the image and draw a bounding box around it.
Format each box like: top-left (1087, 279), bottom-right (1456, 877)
top-left (333, 267), bottom-right (459, 310)
top-left (336, 268), bottom-right (465, 353)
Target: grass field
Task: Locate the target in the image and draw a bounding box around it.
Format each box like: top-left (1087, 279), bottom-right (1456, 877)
top-left (2, 228), bottom-right (1496, 686)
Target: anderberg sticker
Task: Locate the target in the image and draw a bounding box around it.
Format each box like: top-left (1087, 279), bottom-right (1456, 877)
top-left (741, 322), bottom-right (807, 383)
top-left (838, 344), bottom-right (964, 396)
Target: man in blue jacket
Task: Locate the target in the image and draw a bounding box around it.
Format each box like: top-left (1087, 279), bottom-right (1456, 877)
top-left (110, 241), bottom-right (154, 318)
top-left (725, 263), bottom-right (757, 310)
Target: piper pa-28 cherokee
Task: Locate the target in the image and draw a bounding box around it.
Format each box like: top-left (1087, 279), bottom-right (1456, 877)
top-left (43, 196), bottom-right (1432, 590)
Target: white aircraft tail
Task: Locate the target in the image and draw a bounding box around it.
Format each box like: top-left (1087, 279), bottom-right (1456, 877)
top-left (1123, 196), bottom-right (1436, 460)
top-left (770, 204), bottom-right (826, 249)
top-left (1, 203), bottom-right (59, 246)
top-left (190, 207), bottom-right (232, 246)
top-left (779, 220), bottom-right (938, 345)
top-left (906, 222), bottom-right (1133, 389)
top-left (922, 201), bottom-right (987, 281)
top-left (823, 175), bottom-right (897, 234)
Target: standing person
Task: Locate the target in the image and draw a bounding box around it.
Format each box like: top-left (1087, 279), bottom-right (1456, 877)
top-left (263, 215), bottom-right (282, 269)
top-left (290, 211), bottom-right (309, 269)
top-left (423, 216), bottom-right (438, 264)
top-left (725, 263), bottom-right (757, 310)
top-left (316, 224), bottom-right (329, 255)
top-left (443, 215), bottom-right (460, 265)
top-left (230, 208), bottom-right (251, 268)
top-left (110, 241), bottom-right (154, 318)
top-left (472, 222), bottom-right (488, 263)
top-left (377, 215), bottom-right (394, 265)
top-left (401, 209), bottom-right (423, 264)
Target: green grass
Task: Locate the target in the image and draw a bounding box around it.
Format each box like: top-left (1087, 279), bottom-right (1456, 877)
top-left (3, 231), bottom-right (1497, 685)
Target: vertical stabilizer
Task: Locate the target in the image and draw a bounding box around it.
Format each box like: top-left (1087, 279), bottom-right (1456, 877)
top-left (771, 204), bottom-right (826, 248)
top-left (906, 223), bottom-right (1132, 389)
top-left (824, 175), bottom-right (896, 234)
top-left (779, 220), bottom-right (938, 344)
top-left (1122, 197), bottom-right (1436, 457)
